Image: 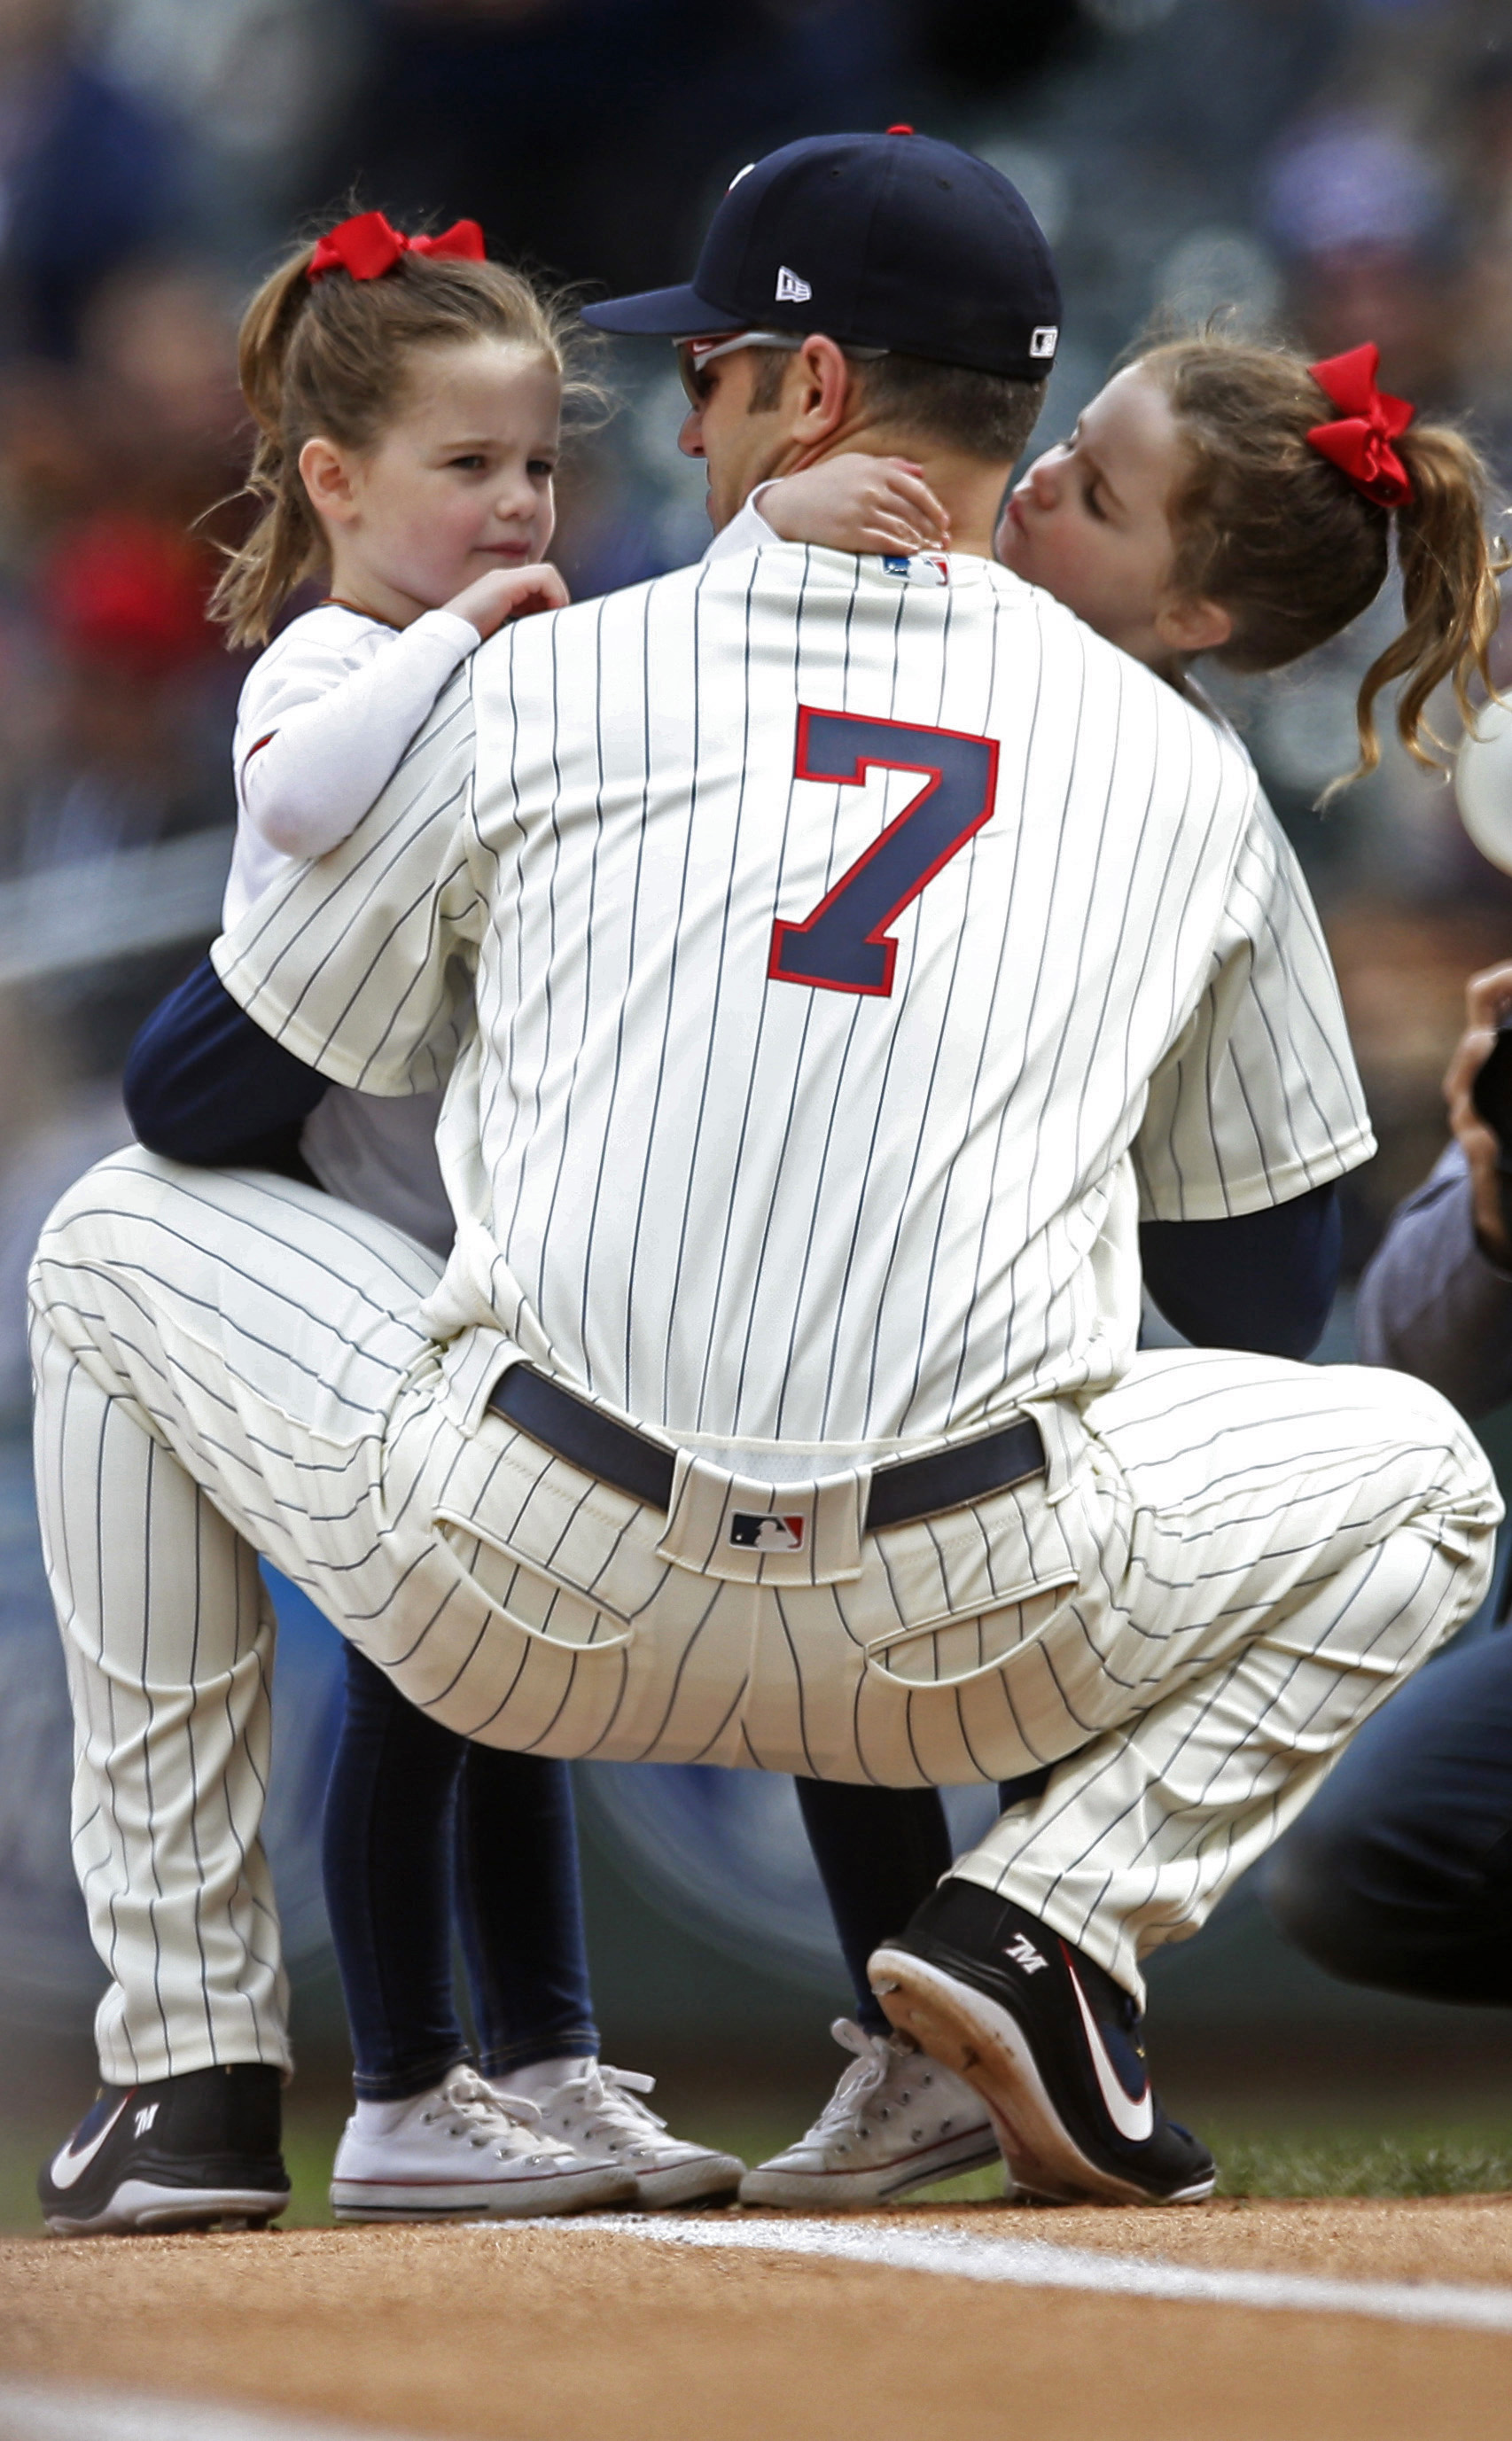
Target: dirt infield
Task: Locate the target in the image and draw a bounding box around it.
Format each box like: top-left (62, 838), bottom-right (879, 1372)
top-left (5, 2200), bottom-right (1512, 2441)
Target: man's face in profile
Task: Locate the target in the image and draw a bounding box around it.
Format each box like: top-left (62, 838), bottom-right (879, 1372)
top-left (677, 341), bottom-right (791, 532)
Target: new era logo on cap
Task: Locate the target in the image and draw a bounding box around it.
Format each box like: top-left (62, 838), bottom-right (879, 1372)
top-left (775, 265), bottom-right (812, 303)
top-left (729, 1512), bottom-right (806, 1551)
top-left (1030, 325), bottom-right (1058, 358)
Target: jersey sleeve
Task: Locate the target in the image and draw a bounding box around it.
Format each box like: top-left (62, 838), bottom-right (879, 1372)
top-left (236, 608), bottom-right (479, 860)
top-left (213, 664), bottom-right (485, 1096)
top-left (1131, 793), bottom-right (1375, 1220)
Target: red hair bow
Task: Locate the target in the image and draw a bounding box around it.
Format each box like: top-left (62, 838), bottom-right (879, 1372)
top-left (308, 210), bottom-right (486, 283)
top-left (1305, 343), bottom-right (1415, 507)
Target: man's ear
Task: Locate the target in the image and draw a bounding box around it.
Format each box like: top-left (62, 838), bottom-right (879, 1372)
top-left (1155, 590), bottom-right (1233, 658)
top-left (299, 436), bottom-right (361, 526)
top-left (782, 335), bottom-right (859, 458)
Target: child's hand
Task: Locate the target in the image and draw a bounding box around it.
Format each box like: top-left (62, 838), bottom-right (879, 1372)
top-left (447, 563), bottom-right (571, 640)
top-left (760, 456), bottom-right (951, 558)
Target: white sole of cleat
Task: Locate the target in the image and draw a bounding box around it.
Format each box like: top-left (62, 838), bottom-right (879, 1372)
top-left (869, 1949), bottom-right (1214, 2208)
top-left (43, 2180), bottom-right (289, 2237)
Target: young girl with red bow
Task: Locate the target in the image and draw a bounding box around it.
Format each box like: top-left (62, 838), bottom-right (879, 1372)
top-left (206, 207), bottom-right (951, 2225)
top-left (994, 334), bottom-right (1502, 784)
top-left (209, 205), bottom-right (733, 2226)
top-left (749, 331), bottom-right (1508, 2209)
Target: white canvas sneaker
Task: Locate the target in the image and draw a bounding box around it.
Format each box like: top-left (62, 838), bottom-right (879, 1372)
top-left (330, 2065), bottom-right (637, 2221)
top-left (501, 2063), bottom-right (744, 2209)
top-left (738, 2018), bottom-right (1002, 2207)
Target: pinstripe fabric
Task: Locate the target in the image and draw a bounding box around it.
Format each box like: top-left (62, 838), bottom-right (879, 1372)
top-left (214, 547), bottom-right (1375, 1447)
top-left (952, 1348), bottom-right (1500, 1998)
top-left (32, 1321), bottom-right (287, 2081)
top-left (30, 1151), bottom-right (1499, 2067)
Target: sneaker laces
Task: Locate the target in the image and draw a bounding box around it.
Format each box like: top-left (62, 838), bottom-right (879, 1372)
top-left (425, 2065), bottom-right (553, 2156)
top-left (809, 2019), bottom-right (903, 2138)
top-left (543, 2063), bottom-right (669, 2146)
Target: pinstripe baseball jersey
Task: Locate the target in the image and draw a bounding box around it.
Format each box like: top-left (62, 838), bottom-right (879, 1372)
top-left (214, 541), bottom-right (1374, 1449)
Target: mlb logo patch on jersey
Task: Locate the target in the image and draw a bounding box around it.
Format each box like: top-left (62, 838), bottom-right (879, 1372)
top-left (881, 555), bottom-right (950, 586)
top-left (729, 1512), bottom-right (806, 1552)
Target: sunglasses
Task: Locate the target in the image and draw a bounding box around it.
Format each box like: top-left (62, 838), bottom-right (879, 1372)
top-left (673, 331), bottom-right (885, 408)
top-left (674, 330), bottom-right (802, 408)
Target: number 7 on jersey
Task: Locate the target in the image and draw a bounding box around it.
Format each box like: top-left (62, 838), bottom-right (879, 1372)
top-left (769, 706), bottom-right (1000, 996)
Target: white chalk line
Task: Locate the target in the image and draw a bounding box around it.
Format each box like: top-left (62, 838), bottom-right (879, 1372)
top-left (517, 2210), bottom-right (1512, 2336)
top-left (0, 2382), bottom-right (439, 2441)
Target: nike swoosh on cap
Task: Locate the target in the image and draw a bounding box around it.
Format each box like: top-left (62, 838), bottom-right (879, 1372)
top-left (1064, 1960), bottom-right (1154, 2144)
top-left (48, 2094), bottom-right (133, 2189)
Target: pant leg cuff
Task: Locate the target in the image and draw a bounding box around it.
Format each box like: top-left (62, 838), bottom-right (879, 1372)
top-left (947, 1855), bottom-right (1146, 2008)
top-left (97, 2034), bottom-right (294, 2088)
top-left (352, 2047), bottom-right (473, 2104)
top-left (478, 2032), bottom-right (600, 2078)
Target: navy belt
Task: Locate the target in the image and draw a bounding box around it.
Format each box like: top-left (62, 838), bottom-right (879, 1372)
top-left (487, 1366), bottom-right (1046, 1533)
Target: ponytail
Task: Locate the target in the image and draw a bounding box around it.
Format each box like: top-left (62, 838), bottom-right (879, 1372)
top-left (209, 220), bottom-right (588, 650)
top-left (1353, 420), bottom-right (1507, 786)
top-left (208, 244), bottom-right (324, 650)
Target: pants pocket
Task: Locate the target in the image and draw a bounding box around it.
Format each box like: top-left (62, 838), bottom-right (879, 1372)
top-left (860, 1476), bottom-right (1082, 1688)
top-left (433, 1503), bottom-right (636, 1657)
top-left (861, 1575), bottom-right (1078, 1688)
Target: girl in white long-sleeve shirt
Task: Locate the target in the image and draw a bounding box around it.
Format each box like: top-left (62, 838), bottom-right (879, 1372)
top-left (226, 599), bottom-right (525, 1250)
top-left (219, 214), bottom-right (573, 1259)
top-left (208, 208), bottom-right (952, 2221)
top-left (208, 211), bottom-right (737, 2219)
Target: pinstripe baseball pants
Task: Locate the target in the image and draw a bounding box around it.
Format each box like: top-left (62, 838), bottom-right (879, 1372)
top-left (30, 1149), bottom-right (1500, 2081)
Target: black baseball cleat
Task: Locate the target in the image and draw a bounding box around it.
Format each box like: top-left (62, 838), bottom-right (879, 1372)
top-left (868, 1879), bottom-right (1215, 2207)
top-left (38, 2063), bottom-right (291, 2235)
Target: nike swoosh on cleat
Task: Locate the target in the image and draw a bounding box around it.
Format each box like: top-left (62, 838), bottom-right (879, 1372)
top-left (1064, 1961), bottom-right (1155, 2144)
top-left (47, 2094), bottom-right (133, 2191)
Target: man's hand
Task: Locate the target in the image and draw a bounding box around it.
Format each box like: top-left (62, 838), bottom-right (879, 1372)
top-left (1444, 959), bottom-right (1512, 1262)
top-left (760, 454), bottom-right (951, 557)
top-left (446, 563), bottom-right (571, 641)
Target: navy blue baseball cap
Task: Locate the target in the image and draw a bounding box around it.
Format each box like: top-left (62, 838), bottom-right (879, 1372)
top-left (581, 129), bottom-right (1061, 382)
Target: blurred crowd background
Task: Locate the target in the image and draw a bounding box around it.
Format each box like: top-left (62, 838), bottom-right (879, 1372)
top-left (4, 0), bottom-right (1512, 2102)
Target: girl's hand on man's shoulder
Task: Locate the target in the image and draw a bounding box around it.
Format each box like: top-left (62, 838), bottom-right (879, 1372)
top-left (446, 564), bottom-right (571, 641)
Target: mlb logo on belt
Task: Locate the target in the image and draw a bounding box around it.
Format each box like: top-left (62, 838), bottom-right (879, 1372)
top-left (729, 1513), bottom-right (806, 1552)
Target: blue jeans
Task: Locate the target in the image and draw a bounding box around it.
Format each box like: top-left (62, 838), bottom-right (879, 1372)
top-left (322, 1645), bottom-right (600, 2100)
top-left (1264, 1626), bottom-right (1512, 2006)
top-left (796, 1766), bottom-right (1056, 2033)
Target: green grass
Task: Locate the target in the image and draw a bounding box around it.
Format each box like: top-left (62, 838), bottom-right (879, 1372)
top-left (1206, 2126), bottom-right (1512, 2200)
